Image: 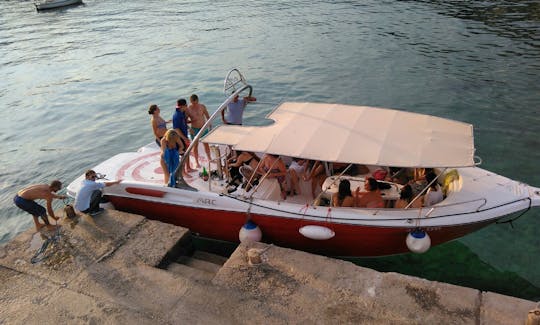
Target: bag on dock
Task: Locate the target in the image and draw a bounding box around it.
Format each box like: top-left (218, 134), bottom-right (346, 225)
top-left (64, 204), bottom-right (76, 219)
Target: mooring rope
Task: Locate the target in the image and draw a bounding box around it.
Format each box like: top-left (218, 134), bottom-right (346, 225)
top-left (30, 221), bottom-right (62, 264)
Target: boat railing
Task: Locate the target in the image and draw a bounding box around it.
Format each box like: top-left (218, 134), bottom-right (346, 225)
top-left (174, 84), bottom-right (253, 190)
top-left (417, 197), bottom-right (488, 219)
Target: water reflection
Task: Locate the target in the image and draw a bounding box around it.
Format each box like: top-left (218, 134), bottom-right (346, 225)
top-left (350, 240), bottom-right (540, 301)
top-left (408, 0), bottom-right (540, 49)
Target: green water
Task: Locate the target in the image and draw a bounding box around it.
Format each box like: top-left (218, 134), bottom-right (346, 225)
top-left (1, 0), bottom-right (539, 300)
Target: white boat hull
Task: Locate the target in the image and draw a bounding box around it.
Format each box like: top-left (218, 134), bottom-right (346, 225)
top-left (67, 143), bottom-right (540, 257)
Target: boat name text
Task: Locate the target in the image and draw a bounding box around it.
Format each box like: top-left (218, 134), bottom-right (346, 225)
top-left (196, 198), bottom-right (217, 206)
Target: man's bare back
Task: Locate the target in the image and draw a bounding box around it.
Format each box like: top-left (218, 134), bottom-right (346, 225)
top-left (14, 181), bottom-right (65, 231)
top-left (18, 184), bottom-right (55, 201)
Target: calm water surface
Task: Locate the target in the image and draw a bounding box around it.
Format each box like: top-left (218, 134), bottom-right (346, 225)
top-left (1, 0), bottom-right (539, 299)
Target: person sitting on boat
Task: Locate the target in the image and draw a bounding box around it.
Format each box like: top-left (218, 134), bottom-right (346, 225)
top-left (74, 170), bottom-right (121, 216)
top-left (227, 151), bottom-right (260, 193)
top-left (410, 168), bottom-right (433, 196)
top-left (288, 157), bottom-right (307, 196)
top-left (303, 160), bottom-right (326, 199)
top-left (257, 154), bottom-right (288, 200)
top-left (160, 130), bottom-right (185, 187)
top-left (331, 179), bottom-right (355, 207)
top-left (355, 177), bottom-right (384, 208)
top-left (394, 184), bottom-right (423, 209)
top-left (148, 104), bottom-right (170, 147)
top-left (423, 171), bottom-right (444, 207)
top-left (221, 92), bottom-right (257, 125)
top-left (389, 167), bottom-right (412, 185)
top-left (187, 94), bottom-right (212, 168)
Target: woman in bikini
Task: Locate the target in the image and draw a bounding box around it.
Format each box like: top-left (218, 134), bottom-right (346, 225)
top-left (149, 104), bottom-right (170, 147)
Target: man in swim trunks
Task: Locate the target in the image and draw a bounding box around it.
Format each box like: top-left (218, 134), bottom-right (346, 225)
top-left (13, 180), bottom-right (66, 231)
top-left (187, 94), bottom-right (211, 168)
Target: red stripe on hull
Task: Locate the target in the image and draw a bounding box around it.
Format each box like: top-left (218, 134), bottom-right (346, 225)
top-left (109, 196), bottom-right (494, 257)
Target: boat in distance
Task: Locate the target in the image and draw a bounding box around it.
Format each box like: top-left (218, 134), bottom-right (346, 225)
top-left (67, 69), bottom-right (540, 257)
top-left (34, 0), bottom-right (82, 11)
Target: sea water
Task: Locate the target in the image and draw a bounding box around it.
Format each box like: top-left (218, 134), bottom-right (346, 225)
top-left (1, 0), bottom-right (539, 299)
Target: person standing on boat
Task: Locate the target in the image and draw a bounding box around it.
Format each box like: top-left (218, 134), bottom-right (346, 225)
top-left (160, 130), bottom-right (185, 186)
top-left (221, 93), bottom-right (257, 125)
top-left (13, 180), bottom-right (66, 231)
top-left (187, 94), bottom-right (211, 168)
top-left (74, 170), bottom-right (121, 216)
top-left (172, 98), bottom-right (196, 173)
top-left (148, 104), bottom-right (170, 147)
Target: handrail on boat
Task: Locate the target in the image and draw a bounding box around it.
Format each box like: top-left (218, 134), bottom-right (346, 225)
top-left (174, 84), bottom-right (253, 190)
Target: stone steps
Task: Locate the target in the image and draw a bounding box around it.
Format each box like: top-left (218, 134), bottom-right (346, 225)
top-left (167, 250), bottom-right (228, 282)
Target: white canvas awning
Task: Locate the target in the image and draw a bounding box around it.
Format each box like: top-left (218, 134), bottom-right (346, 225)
top-left (202, 102), bottom-right (476, 168)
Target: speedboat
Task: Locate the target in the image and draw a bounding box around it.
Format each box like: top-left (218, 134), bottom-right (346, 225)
top-left (34, 0), bottom-right (82, 10)
top-left (67, 69), bottom-right (540, 257)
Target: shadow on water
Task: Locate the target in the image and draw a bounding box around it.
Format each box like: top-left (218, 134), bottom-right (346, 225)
top-left (194, 236), bottom-right (540, 301)
top-left (346, 240), bottom-right (540, 301)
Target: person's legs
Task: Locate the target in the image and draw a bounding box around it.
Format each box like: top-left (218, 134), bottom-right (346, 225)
top-left (289, 169), bottom-right (301, 195)
top-left (88, 190), bottom-right (103, 213)
top-left (39, 214), bottom-right (56, 231)
top-left (160, 157), bottom-right (169, 185)
top-left (204, 143), bottom-right (212, 164)
top-left (192, 140), bottom-right (201, 168)
top-left (14, 195), bottom-right (55, 231)
top-left (32, 215), bottom-right (44, 231)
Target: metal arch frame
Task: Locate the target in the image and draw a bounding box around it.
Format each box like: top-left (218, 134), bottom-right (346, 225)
top-left (175, 83), bottom-right (253, 190)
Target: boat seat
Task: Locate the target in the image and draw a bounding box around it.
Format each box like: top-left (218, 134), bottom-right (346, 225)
top-left (251, 178), bottom-right (281, 201)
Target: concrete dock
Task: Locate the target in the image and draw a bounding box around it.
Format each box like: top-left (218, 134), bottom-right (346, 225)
top-left (0, 209), bottom-right (538, 324)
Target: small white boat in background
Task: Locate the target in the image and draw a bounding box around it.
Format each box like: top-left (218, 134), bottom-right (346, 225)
top-left (34, 0), bottom-right (82, 11)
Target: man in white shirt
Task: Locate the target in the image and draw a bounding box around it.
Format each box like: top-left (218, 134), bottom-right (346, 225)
top-left (75, 170), bottom-right (121, 216)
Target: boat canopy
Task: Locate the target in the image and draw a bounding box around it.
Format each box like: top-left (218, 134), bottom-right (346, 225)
top-left (202, 102), bottom-right (476, 168)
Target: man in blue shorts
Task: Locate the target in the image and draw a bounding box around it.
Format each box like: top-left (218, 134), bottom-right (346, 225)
top-left (13, 180), bottom-right (66, 231)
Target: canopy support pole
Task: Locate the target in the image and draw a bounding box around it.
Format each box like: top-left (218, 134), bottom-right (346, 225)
top-left (175, 84), bottom-right (253, 190)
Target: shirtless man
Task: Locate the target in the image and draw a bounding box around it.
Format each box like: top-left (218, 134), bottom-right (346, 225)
top-left (13, 180), bottom-right (66, 231)
top-left (186, 94), bottom-right (211, 168)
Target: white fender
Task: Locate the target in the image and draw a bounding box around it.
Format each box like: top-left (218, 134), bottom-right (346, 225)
top-left (239, 221), bottom-right (262, 243)
top-left (299, 225), bottom-right (335, 240)
top-left (406, 229), bottom-right (431, 254)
